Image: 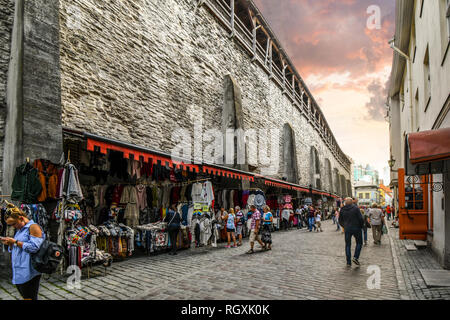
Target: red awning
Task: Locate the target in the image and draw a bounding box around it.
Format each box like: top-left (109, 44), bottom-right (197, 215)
top-left (87, 138), bottom-right (200, 172)
top-left (408, 127), bottom-right (450, 164)
top-left (202, 165), bottom-right (254, 181)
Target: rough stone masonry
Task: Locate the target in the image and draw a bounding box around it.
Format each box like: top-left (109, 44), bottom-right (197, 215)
top-left (0, 0), bottom-right (351, 193)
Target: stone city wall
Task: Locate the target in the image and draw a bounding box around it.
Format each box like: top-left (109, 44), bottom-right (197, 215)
top-left (58, 0), bottom-right (350, 191)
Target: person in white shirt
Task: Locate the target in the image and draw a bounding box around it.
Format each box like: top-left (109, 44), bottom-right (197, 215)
top-left (315, 210), bottom-right (323, 232)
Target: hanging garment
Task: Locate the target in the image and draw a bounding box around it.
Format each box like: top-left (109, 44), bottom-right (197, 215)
top-left (242, 190), bottom-right (249, 207)
top-left (200, 181), bottom-right (214, 206)
top-left (136, 184), bottom-right (147, 211)
top-left (61, 163), bottom-right (84, 203)
top-left (120, 185), bottom-right (139, 228)
top-left (128, 160), bottom-right (142, 180)
top-left (33, 160), bottom-right (59, 202)
top-left (180, 184), bottom-right (188, 202)
top-left (191, 183), bottom-right (204, 203)
top-left (170, 187), bottom-right (181, 205)
top-left (247, 194), bottom-right (256, 207)
top-left (20, 204), bottom-right (49, 235)
top-left (146, 186), bottom-right (153, 208)
top-left (140, 159), bottom-right (153, 178)
top-left (185, 183), bottom-right (193, 202)
top-left (11, 162), bottom-right (42, 204)
top-left (254, 193), bottom-right (266, 207)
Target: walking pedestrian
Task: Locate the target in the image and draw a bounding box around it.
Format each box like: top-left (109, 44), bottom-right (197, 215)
top-left (368, 203), bottom-right (385, 245)
top-left (315, 210), bottom-right (323, 232)
top-left (308, 206), bottom-right (316, 232)
top-left (224, 208), bottom-right (237, 248)
top-left (261, 205), bottom-right (273, 250)
top-left (295, 207), bottom-right (302, 229)
top-left (335, 208), bottom-right (341, 231)
top-left (331, 208), bottom-right (336, 224)
top-left (246, 205), bottom-right (264, 254)
top-left (338, 197), bottom-right (365, 267)
top-left (386, 205), bottom-right (392, 221)
top-left (235, 206), bottom-right (244, 246)
top-left (164, 203), bottom-right (182, 255)
top-left (361, 208), bottom-right (369, 246)
top-left (1, 203), bottom-right (45, 300)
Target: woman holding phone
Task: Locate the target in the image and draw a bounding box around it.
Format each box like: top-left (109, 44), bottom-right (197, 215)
top-left (0, 203), bottom-right (45, 300)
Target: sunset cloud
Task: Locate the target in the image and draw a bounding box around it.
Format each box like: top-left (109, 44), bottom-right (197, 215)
top-left (253, 0), bottom-right (395, 180)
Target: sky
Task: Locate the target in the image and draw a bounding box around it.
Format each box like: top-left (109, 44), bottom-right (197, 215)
top-left (253, 0), bottom-right (395, 184)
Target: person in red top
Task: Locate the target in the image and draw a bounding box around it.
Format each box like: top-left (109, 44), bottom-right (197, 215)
top-left (386, 205), bottom-right (392, 221)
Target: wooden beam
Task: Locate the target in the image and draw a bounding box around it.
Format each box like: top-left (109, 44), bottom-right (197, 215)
top-left (264, 37), bottom-right (271, 65)
top-left (230, 0), bottom-right (235, 38)
top-left (268, 40), bottom-right (273, 78)
top-left (292, 76), bottom-right (296, 98)
top-left (248, 7), bottom-right (255, 29)
top-left (252, 17), bottom-right (261, 61)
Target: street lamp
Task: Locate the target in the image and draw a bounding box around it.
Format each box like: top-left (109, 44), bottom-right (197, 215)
top-left (388, 156), bottom-right (397, 172)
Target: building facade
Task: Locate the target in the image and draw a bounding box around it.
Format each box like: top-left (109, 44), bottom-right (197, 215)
top-left (354, 181), bottom-right (380, 207)
top-left (387, 0), bottom-right (450, 268)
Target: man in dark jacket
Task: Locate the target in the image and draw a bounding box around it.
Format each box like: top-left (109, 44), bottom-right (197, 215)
top-left (339, 197), bottom-right (364, 266)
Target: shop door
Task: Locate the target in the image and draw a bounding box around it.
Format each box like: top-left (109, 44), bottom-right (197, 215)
top-left (398, 168), bottom-right (429, 240)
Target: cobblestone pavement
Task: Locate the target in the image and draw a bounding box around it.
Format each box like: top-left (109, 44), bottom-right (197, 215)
top-left (0, 220), bottom-right (449, 300)
top-left (387, 225), bottom-right (450, 300)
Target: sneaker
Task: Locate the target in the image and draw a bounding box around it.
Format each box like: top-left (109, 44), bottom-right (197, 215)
top-left (232, 244), bottom-right (237, 248)
top-left (346, 263), bottom-right (351, 267)
top-left (225, 245), bottom-right (231, 248)
top-left (246, 249), bottom-right (254, 254)
top-left (352, 258), bottom-right (360, 266)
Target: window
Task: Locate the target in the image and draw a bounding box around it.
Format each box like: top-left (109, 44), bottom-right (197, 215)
top-left (423, 46), bottom-right (431, 111)
top-left (365, 193), bottom-right (370, 199)
top-left (447, 0), bottom-right (450, 38)
top-left (415, 88), bottom-right (420, 128)
top-left (400, 85), bottom-right (405, 112)
top-left (358, 193), bottom-right (363, 199)
top-left (440, 0), bottom-right (450, 63)
top-left (404, 177), bottom-right (424, 210)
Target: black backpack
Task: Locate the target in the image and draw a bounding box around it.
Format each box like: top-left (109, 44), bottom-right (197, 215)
top-left (31, 239), bottom-right (64, 274)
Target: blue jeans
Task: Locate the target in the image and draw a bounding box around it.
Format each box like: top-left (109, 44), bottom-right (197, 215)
top-left (345, 227), bottom-right (363, 264)
top-left (362, 228), bottom-right (367, 242)
top-left (308, 217), bottom-right (315, 231)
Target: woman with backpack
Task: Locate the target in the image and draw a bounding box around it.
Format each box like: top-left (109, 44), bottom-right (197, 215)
top-left (164, 203), bottom-right (182, 255)
top-left (261, 206), bottom-right (273, 250)
top-left (0, 203), bottom-right (45, 300)
top-left (224, 208), bottom-right (237, 248)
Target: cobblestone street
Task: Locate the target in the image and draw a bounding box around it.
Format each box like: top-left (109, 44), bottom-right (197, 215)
top-left (1, 220), bottom-right (449, 300)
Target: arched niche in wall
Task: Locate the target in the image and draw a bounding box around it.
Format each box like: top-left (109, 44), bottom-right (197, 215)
top-left (340, 175), bottom-right (347, 197)
top-left (325, 159), bottom-right (332, 192)
top-left (281, 123), bottom-right (299, 184)
top-left (346, 179), bottom-right (352, 198)
top-left (310, 146), bottom-right (321, 189)
top-left (334, 168), bottom-right (340, 195)
top-left (222, 74), bottom-right (248, 172)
